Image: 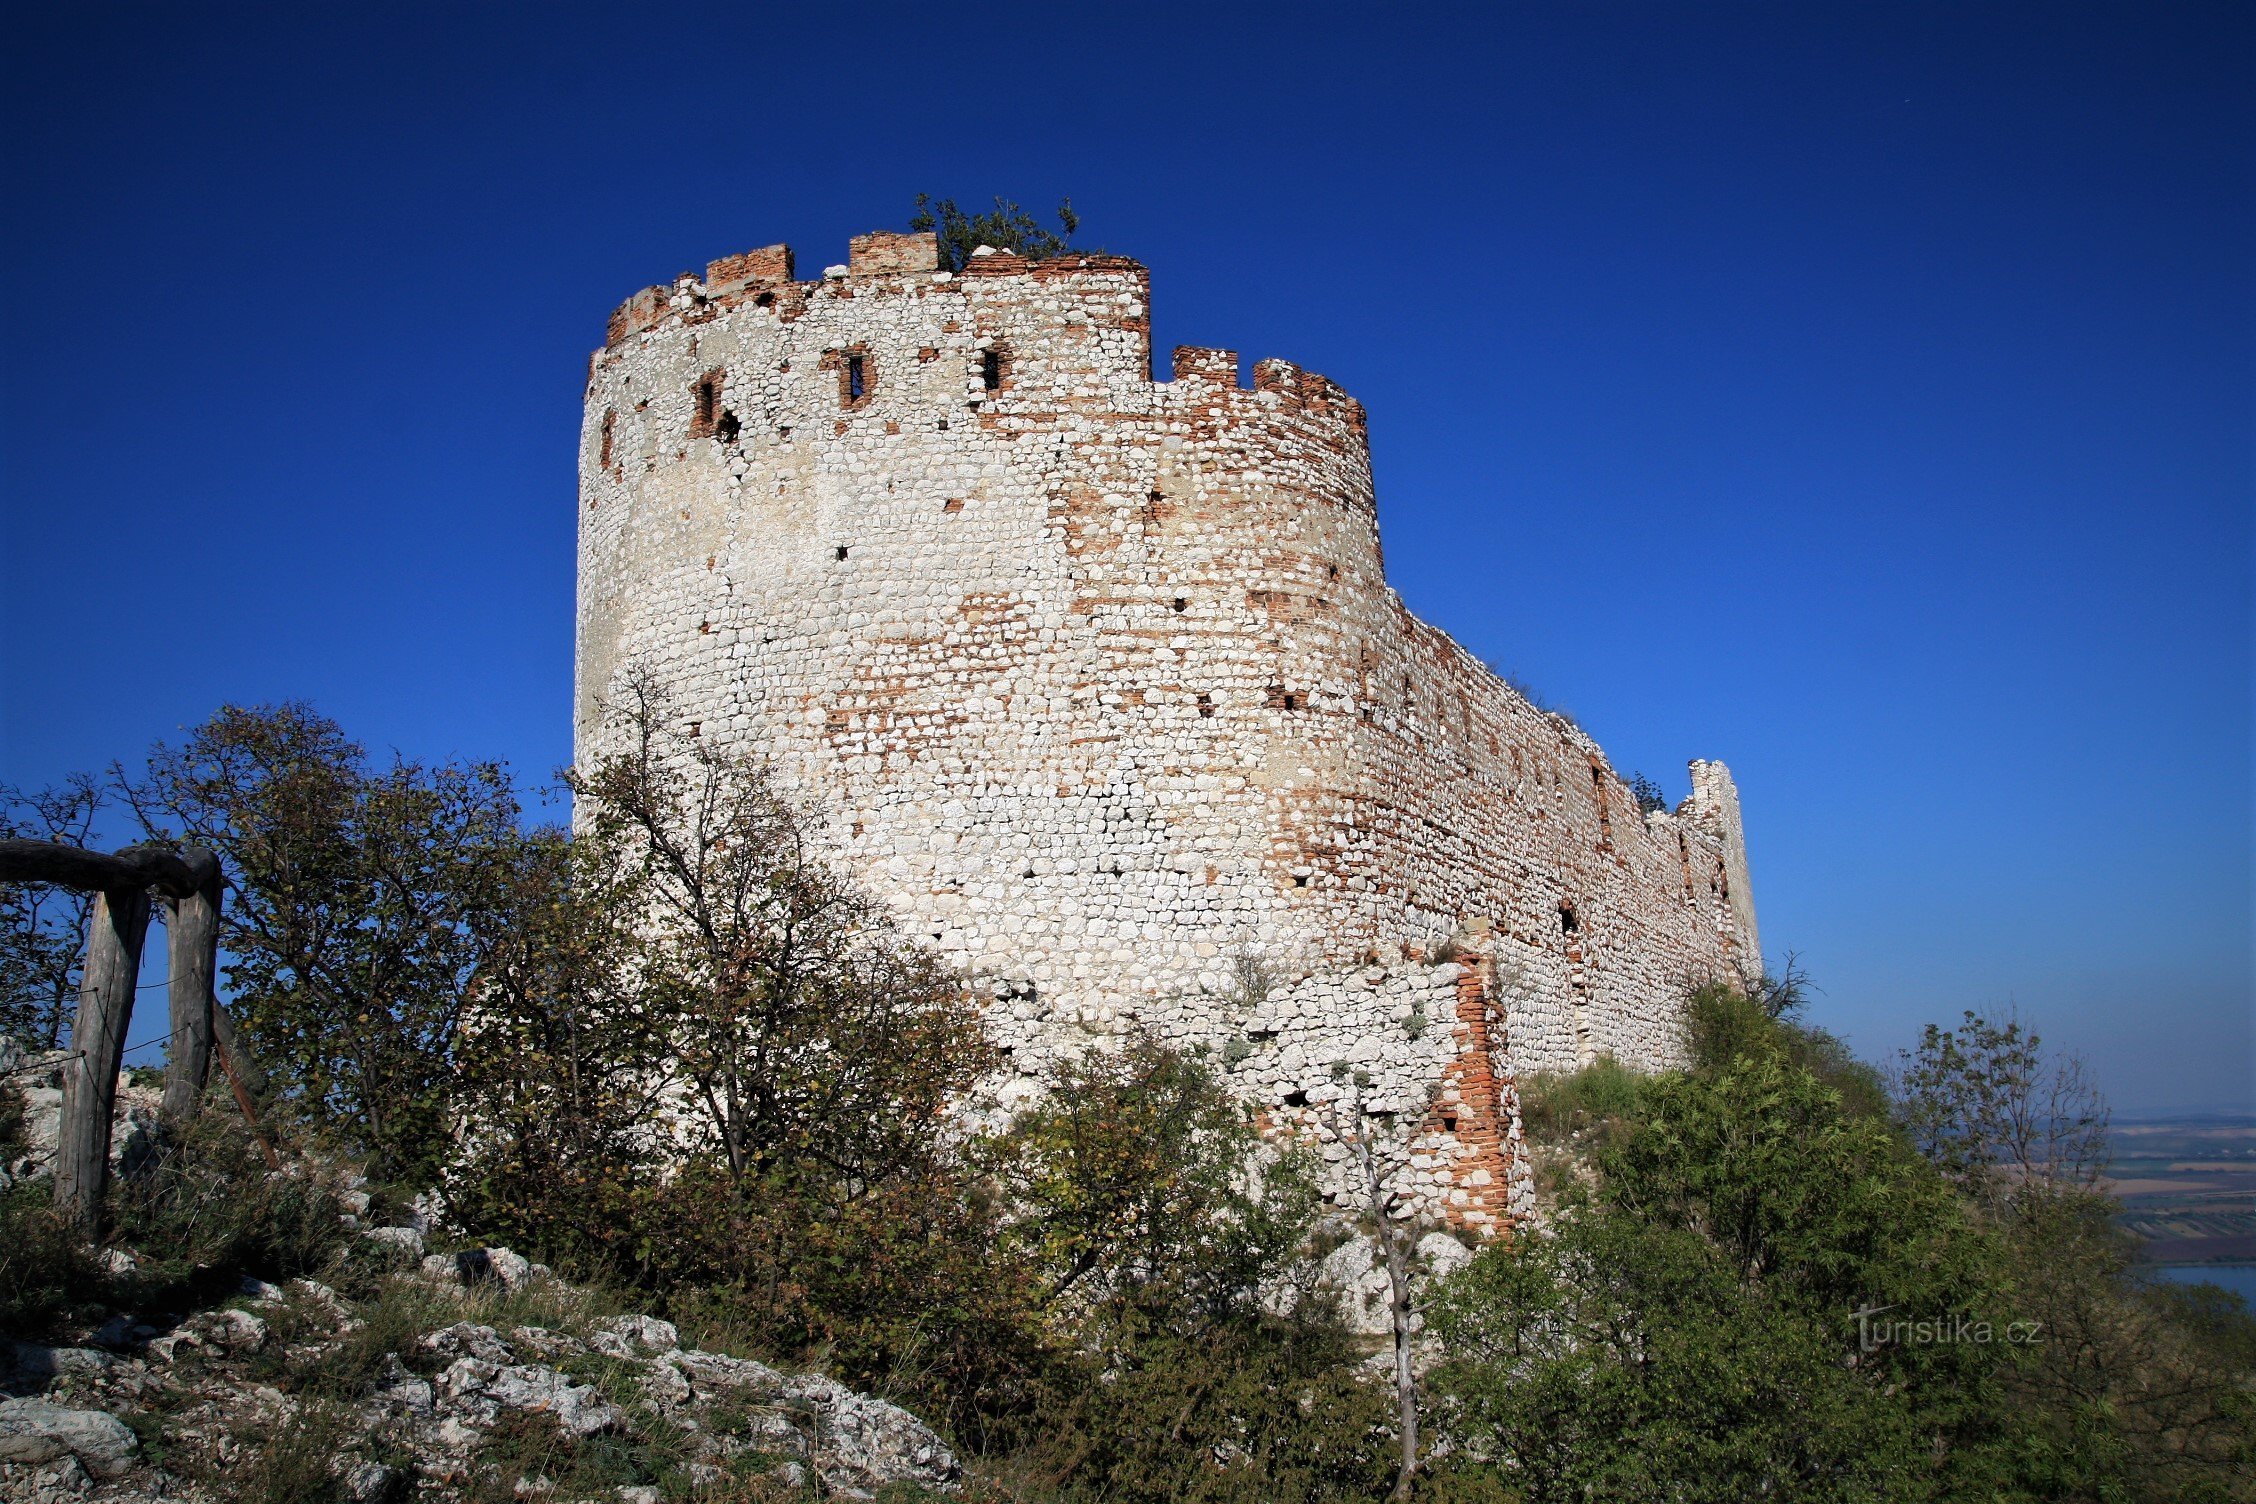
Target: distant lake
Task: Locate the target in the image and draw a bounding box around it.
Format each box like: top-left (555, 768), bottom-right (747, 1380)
top-left (2148, 1264), bottom-right (2256, 1303)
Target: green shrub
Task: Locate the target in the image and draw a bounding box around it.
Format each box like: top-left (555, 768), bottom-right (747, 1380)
top-left (238, 1398), bottom-right (356, 1504)
top-left (107, 1108), bottom-right (349, 1310)
top-left (1514, 1054), bottom-right (1646, 1155)
top-left (0, 1178), bottom-right (105, 1337)
top-left (908, 194), bottom-right (1079, 272)
top-left (1684, 978), bottom-right (1888, 1119)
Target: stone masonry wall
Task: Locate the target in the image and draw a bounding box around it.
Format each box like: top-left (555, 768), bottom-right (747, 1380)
top-left (575, 230), bottom-right (1760, 1230)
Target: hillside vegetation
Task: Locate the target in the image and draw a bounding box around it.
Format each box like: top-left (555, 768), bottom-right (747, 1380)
top-left (2, 702), bottom-right (2249, 1501)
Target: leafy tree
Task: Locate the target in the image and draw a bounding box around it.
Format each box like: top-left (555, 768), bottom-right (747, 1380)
top-left (565, 673), bottom-right (995, 1196)
top-left (1432, 982), bottom-right (2024, 1501)
top-left (120, 703), bottom-right (529, 1185)
top-left (0, 774), bottom-right (106, 1048)
top-left (453, 674), bottom-right (1026, 1420)
top-left (442, 829), bottom-right (669, 1277)
top-left (990, 1035), bottom-right (1306, 1324)
top-left (1893, 1008), bottom-right (2110, 1209)
top-left (993, 1037), bottom-right (1393, 1502)
top-left (1893, 1012), bottom-right (2251, 1499)
top-left (910, 193), bottom-right (1080, 272)
top-left (1430, 1211), bottom-right (1929, 1503)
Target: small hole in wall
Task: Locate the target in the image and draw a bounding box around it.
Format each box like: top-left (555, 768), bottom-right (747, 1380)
top-left (1293, 873), bottom-right (1311, 887)
top-left (1440, 1113), bottom-right (1459, 1133)
top-left (943, 498), bottom-right (964, 513)
top-left (1172, 597), bottom-right (1187, 613)
top-left (1196, 693), bottom-right (1214, 718)
top-left (1282, 1089), bottom-right (1308, 1108)
top-left (1558, 903), bottom-right (1579, 935)
top-left (1022, 867), bottom-right (1035, 879)
top-left (754, 291), bottom-right (775, 308)
top-left (687, 723), bottom-right (701, 738)
top-left (690, 372), bottom-right (722, 437)
top-left (835, 546), bottom-right (849, 561)
top-left (714, 409), bottom-right (740, 443)
top-left (1327, 563), bottom-right (1339, 580)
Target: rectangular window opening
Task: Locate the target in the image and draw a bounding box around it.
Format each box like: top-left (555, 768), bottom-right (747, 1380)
top-left (847, 354), bottom-right (866, 402)
top-left (981, 349), bottom-right (1003, 391)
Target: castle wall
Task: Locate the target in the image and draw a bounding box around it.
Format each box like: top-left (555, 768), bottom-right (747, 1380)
top-left (576, 231), bottom-right (1759, 1228)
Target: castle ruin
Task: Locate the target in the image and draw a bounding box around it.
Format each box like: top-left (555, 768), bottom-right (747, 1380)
top-left (575, 230), bottom-right (1759, 1230)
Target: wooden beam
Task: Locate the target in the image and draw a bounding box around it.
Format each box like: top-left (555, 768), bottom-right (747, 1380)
top-left (56, 887), bottom-right (149, 1236)
top-left (0, 839), bottom-right (218, 900)
top-left (159, 875), bottom-right (221, 1125)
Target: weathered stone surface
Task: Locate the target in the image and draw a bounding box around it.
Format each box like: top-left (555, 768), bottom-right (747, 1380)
top-left (362, 1224), bottom-right (424, 1260)
top-left (576, 232), bottom-right (1764, 1231)
top-left (0, 1398), bottom-right (137, 1477)
top-left (419, 1245), bottom-right (533, 1290)
top-left (434, 1357), bottom-right (625, 1436)
top-left (421, 1321), bottom-right (514, 1365)
top-left (602, 1314), bottom-right (679, 1353)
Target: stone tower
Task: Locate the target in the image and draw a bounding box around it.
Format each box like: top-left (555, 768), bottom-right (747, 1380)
top-left (576, 230), bottom-right (1758, 1229)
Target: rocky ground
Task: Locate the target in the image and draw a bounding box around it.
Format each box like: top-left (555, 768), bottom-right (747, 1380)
top-left (0, 1039), bottom-right (958, 1503)
top-left (1, 1230), bottom-right (959, 1502)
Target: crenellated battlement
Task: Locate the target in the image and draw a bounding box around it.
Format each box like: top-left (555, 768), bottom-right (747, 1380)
top-left (574, 226), bottom-right (1758, 1233)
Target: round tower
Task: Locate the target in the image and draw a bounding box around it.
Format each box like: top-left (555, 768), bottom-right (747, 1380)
top-left (578, 229), bottom-right (1759, 1231)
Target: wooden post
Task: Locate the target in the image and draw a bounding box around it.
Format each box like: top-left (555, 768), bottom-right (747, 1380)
top-left (56, 887), bottom-right (150, 1236)
top-left (159, 875), bottom-right (221, 1125)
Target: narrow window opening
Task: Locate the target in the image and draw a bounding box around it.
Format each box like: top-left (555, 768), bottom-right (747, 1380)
top-left (1327, 563), bottom-right (1339, 580)
top-left (981, 348), bottom-right (1003, 391)
top-left (689, 372), bottom-right (723, 438)
top-left (1440, 1113), bottom-right (1459, 1133)
top-left (1558, 903), bottom-right (1579, 936)
top-left (599, 409), bottom-right (616, 468)
top-left (714, 409), bottom-right (740, 443)
top-left (847, 354), bottom-right (866, 401)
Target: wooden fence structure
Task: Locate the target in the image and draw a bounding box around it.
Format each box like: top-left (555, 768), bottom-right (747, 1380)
top-left (0, 838), bottom-right (272, 1236)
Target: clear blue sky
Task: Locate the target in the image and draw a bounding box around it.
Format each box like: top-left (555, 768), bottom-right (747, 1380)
top-left (3, 3), bottom-right (2248, 1113)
